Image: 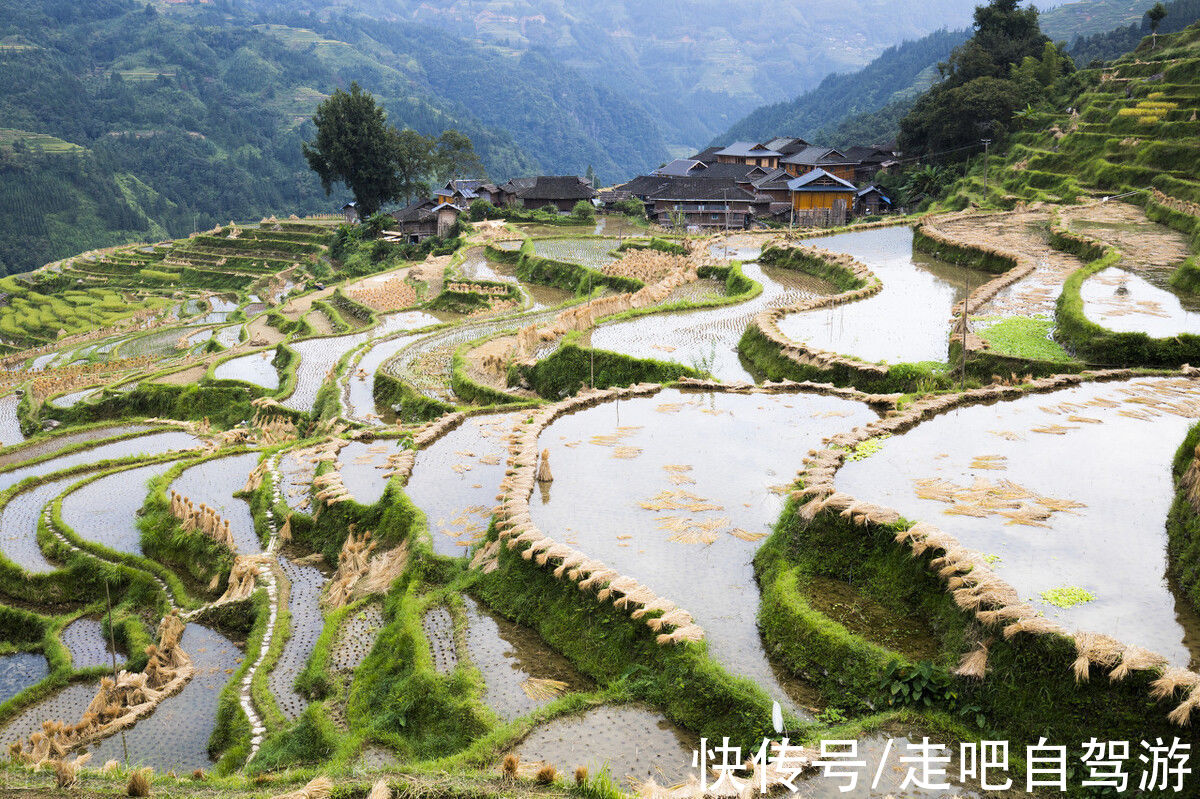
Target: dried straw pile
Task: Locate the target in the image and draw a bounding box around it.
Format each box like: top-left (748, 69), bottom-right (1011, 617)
top-left (324, 525), bottom-right (410, 609)
top-left (8, 612), bottom-right (194, 766)
top-left (169, 490), bottom-right (236, 549)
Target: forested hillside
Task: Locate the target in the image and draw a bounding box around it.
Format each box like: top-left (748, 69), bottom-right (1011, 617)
top-left (715, 29), bottom-right (969, 146)
top-left (0, 0), bottom-right (669, 276)
top-left (717, 0), bottom-right (1195, 152)
top-left (1068, 0), bottom-right (1200, 63)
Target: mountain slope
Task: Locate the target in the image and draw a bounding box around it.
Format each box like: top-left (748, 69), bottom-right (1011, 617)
top-left (714, 28), bottom-right (969, 146)
top-left (240, 0), bottom-right (989, 148)
top-left (0, 0), bottom-right (670, 274)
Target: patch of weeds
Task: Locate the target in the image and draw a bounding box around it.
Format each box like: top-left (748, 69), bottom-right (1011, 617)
top-left (1041, 585), bottom-right (1096, 608)
top-left (974, 315), bottom-right (1076, 363)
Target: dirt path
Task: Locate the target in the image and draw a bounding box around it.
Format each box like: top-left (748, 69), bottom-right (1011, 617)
top-left (280, 287), bottom-right (335, 322)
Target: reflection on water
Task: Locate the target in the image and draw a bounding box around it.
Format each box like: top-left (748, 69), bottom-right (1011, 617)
top-left (61, 461), bottom-right (178, 555)
top-left (457, 247), bottom-right (573, 312)
top-left (0, 431), bottom-right (199, 494)
top-left (215, 351), bottom-right (279, 390)
top-left (89, 624), bottom-right (240, 771)
top-left (777, 227), bottom-right (990, 365)
top-left (337, 440), bottom-right (404, 506)
top-left (406, 414), bottom-right (519, 557)
top-left (0, 476), bottom-right (77, 572)
top-left (464, 596), bottom-right (591, 721)
top-left (839, 377), bottom-right (1200, 667)
top-left (585, 261), bottom-right (831, 383)
top-left (529, 389), bottom-right (877, 711)
top-left (171, 452), bottom-right (261, 554)
top-left (0, 425), bottom-right (152, 470)
top-left (1082, 267), bottom-right (1200, 336)
top-left (0, 652), bottom-right (48, 705)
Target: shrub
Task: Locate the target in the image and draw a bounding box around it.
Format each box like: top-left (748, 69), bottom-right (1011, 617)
top-left (540, 203), bottom-right (561, 216)
top-left (571, 200), bottom-right (596, 221)
top-left (614, 197), bottom-right (646, 218)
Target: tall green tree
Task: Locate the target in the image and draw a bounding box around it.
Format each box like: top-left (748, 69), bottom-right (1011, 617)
top-left (1148, 3), bottom-right (1168, 48)
top-left (302, 82), bottom-right (406, 218)
top-left (432, 129), bottom-right (484, 184)
top-left (899, 0), bottom-right (1070, 157)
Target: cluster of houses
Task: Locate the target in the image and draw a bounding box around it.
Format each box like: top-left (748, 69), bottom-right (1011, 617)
top-left (361, 136), bottom-right (897, 241)
top-left (607, 137), bottom-right (898, 230)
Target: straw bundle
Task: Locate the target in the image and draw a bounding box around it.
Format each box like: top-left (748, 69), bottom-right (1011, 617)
top-left (271, 776), bottom-right (334, 799)
top-left (1150, 668), bottom-right (1200, 701)
top-left (367, 780), bottom-right (391, 799)
top-left (1070, 632), bottom-right (1124, 682)
top-left (1109, 645), bottom-right (1168, 682)
top-left (1002, 615), bottom-right (1066, 639)
top-left (1169, 685), bottom-right (1200, 726)
top-left (53, 751), bottom-right (91, 788)
top-left (535, 449), bottom-right (553, 483)
top-left (955, 641), bottom-right (989, 679)
top-left (521, 677), bottom-right (569, 701)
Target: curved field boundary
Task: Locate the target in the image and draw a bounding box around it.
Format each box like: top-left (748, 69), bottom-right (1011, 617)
top-left (480, 378), bottom-right (907, 647)
top-left (1052, 206), bottom-right (1200, 367)
top-left (788, 366), bottom-right (1200, 727)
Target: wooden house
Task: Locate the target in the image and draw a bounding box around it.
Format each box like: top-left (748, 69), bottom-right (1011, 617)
top-left (854, 185), bottom-right (893, 215)
top-left (714, 141), bottom-right (783, 170)
top-left (644, 177), bottom-right (765, 230)
top-left (505, 175), bottom-right (597, 213)
top-left (389, 199), bottom-right (463, 243)
top-left (437, 179), bottom-right (503, 207)
top-left (780, 146), bottom-right (858, 181)
top-left (341, 202), bottom-right (359, 224)
top-left (787, 168), bottom-right (858, 212)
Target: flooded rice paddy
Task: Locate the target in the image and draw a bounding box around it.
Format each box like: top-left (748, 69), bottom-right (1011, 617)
top-left (344, 333), bottom-right (421, 423)
top-left (61, 617), bottom-right (120, 670)
top-left (528, 388), bottom-right (877, 709)
top-left (456, 247), bottom-right (573, 311)
top-left (839, 377), bottom-right (1200, 667)
top-left (0, 680), bottom-right (99, 743)
top-left (278, 449), bottom-right (316, 513)
top-left (0, 425), bottom-right (153, 469)
top-left (170, 452), bottom-right (262, 554)
top-left (336, 440), bottom-right (404, 506)
top-left (776, 227), bottom-right (991, 365)
top-left (214, 351), bottom-right (280, 390)
top-left (1081, 267), bottom-right (1200, 336)
top-left (330, 603), bottom-right (383, 674)
top-left (0, 430), bottom-right (200, 493)
top-left (584, 257), bottom-right (831, 383)
top-left (422, 605), bottom-right (457, 674)
top-left (405, 414), bottom-right (518, 556)
top-left (89, 623), bottom-right (240, 771)
top-left (60, 461), bottom-right (177, 555)
top-left (463, 596), bottom-right (590, 722)
top-left (0, 476), bottom-right (78, 572)
top-left (270, 554), bottom-right (327, 721)
top-left (0, 395), bottom-right (24, 446)
top-left (513, 704), bottom-right (696, 786)
top-left (0, 653), bottom-right (48, 705)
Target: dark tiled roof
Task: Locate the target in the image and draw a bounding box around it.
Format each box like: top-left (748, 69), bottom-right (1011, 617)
top-left (645, 177), bottom-right (757, 202)
top-left (390, 199), bottom-right (438, 223)
top-left (786, 169), bottom-right (857, 192)
top-left (715, 141), bottom-right (782, 159)
top-left (781, 146), bottom-right (852, 166)
top-left (655, 159), bottom-right (704, 177)
top-left (688, 162), bottom-right (765, 181)
top-left (857, 185), bottom-right (892, 202)
top-left (689, 146), bottom-right (723, 164)
top-left (764, 137), bottom-right (810, 155)
top-left (515, 175), bottom-right (597, 201)
top-left (618, 175), bottom-right (672, 197)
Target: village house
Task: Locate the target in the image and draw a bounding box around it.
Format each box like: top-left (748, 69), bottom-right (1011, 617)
top-left (388, 199), bottom-right (463, 243)
top-left (499, 175), bottom-right (597, 213)
top-left (435, 179), bottom-right (503, 207)
top-left (714, 141), bottom-right (783, 169)
top-left (787, 168), bottom-right (858, 214)
top-left (643, 177), bottom-right (766, 230)
top-left (780, 146), bottom-right (858, 180)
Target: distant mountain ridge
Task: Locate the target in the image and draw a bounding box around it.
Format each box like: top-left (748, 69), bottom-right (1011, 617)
top-left (238, 0), bottom-right (989, 148)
